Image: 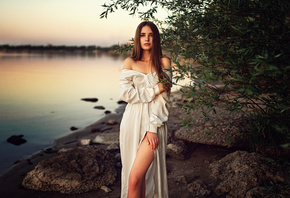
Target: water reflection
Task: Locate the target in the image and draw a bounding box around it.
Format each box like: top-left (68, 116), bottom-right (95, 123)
top-left (0, 52), bottom-right (125, 174)
top-left (0, 51), bottom-right (127, 61)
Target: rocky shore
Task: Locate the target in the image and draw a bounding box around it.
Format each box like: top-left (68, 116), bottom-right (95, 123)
top-left (0, 91), bottom-right (289, 198)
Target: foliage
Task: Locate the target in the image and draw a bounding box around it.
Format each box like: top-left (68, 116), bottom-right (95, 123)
top-left (101, 0), bottom-right (290, 157)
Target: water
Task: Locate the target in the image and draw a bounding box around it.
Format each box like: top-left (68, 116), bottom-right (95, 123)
top-left (0, 52), bottom-right (124, 175)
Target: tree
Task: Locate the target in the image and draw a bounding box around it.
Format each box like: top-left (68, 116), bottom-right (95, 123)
top-left (101, 0), bottom-right (290, 157)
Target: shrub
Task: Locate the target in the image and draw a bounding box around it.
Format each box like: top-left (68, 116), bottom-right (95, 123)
top-left (101, 0), bottom-right (290, 157)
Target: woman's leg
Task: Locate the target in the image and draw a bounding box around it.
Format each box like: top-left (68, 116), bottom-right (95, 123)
top-left (128, 135), bottom-right (154, 198)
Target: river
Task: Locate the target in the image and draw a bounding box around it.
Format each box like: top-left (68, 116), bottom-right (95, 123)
top-left (0, 51), bottom-right (124, 174)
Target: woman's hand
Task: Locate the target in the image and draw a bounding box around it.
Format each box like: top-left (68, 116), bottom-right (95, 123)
top-left (146, 132), bottom-right (159, 151)
top-left (158, 72), bottom-right (172, 93)
top-left (158, 82), bottom-right (171, 93)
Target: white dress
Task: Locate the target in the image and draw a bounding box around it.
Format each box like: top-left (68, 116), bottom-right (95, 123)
top-left (119, 69), bottom-right (171, 198)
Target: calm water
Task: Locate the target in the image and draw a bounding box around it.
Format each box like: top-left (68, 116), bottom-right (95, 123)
top-left (0, 52), bottom-right (124, 175)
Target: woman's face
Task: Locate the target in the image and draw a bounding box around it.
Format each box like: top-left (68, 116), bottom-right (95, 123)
top-left (140, 25), bottom-right (153, 51)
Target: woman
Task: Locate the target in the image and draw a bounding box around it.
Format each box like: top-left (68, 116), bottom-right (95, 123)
top-left (119, 21), bottom-right (171, 198)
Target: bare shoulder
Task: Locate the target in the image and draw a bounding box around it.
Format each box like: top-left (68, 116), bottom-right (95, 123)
top-left (122, 57), bottom-right (134, 70)
top-left (161, 56), bottom-right (171, 69)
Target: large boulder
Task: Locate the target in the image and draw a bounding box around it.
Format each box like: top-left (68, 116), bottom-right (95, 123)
top-left (22, 146), bottom-right (117, 194)
top-left (175, 111), bottom-right (249, 147)
top-left (209, 151), bottom-right (289, 198)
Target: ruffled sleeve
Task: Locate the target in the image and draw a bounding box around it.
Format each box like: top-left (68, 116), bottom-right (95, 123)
top-left (119, 70), bottom-right (160, 104)
top-left (148, 70), bottom-right (172, 133)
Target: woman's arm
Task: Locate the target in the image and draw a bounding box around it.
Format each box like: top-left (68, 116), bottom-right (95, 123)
top-left (119, 58), bottom-right (160, 104)
top-left (146, 58), bottom-right (172, 150)
top-left (149, 56), bottom-right (172, 132)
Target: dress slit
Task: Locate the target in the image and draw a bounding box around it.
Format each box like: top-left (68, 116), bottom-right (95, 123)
top-left (119, 69), bottom-right (169, 198)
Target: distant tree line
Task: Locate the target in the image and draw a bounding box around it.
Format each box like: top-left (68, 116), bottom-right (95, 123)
top-left (0, 44), bottom-right (119, 53)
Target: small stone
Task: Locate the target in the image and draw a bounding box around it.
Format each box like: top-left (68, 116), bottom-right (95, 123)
top-left (92, 132), bottom-right (119, 145)
top-left (115, 153), bottom-right (121, 161)
top-left (166, 140), bottom-right (188, 160)
top-left (104, 110), bottom-right (111, 114)
top-left (117, 100), bottom-right (127, 104)
top-left (58, 148), bottom-right (73, 153)
top-left (175, 175), bottom-right (187, 184)
top-left (44, 148), bottom-right (57, 154)
top-left (116, 162), bottom-right (122, 168)
top-left (94, 106), bottom-right (105, 110)
top-left (81, 98), bottom-right (98, 102)
top-left (7, 134), bottom-right (27, 146)
top-left (100, 185), bottom-right (112, 193)
top-left (70, 126), bottom-right (78, 131)
top-left (91, 128), bottom-right (101, 133)
top-left (107, 143), bottom-right (119, 151)
top-left (78, 139), bottom-right (91, 146)
top-left (93, 136), bottom-right (104, 144)
top-left (100, 126), bottom-right (113, 132)
top-left (107, 120), bottom-right (118, 125)
top-left (187, 180), bottom-right (211, 197)
top-left (26, 159), bottom-right (33, 165)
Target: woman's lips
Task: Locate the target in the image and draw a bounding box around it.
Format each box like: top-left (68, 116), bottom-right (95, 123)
top-left (144, 43), bottom-right (150, 46)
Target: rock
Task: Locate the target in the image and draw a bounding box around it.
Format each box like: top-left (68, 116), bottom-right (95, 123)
top-left (104, 110), bottom-right (111, 114)
top-left (43, 148), bottom-right (57, 154)
top-left (13, 160), bottom-right (21, 164)
top-left (70, 126), bottom-right (78, 131)
top-left (107, 120), bottom-right (118, 125)
top-left (246, 186), bottom-right (284, 198)
top-left (81, 98), bottom-right (98, 102)
top-left (7, 134), bottom-right (27, 146)
top-left (114, 153), bottom-right (121, 161)
top-left (106, 143), bottom-right (119, 151)
top-left (100, 126), bottom-right (113, 132)
top-left (57, 148), bottom-right (73, 153)
top-left (175, 175), bottom-right (187, 184)
top-left (92, 132), bottom-right (119, 145)
top-left (78, 139), bottom-right (91, 146)
top-left (187, 180), bottom-right (211, 197)
top-left (91, 128), bottom-right (101, 133)
top-left (117, 100), bottom-right (127, 104)
top-left (100, 185), bottom-right (112, 193)
top-left (26, 159), bottom-right (33, 165)
top-left (94, 106), bottom-right (105, 110)
top-left (175, 111), bottom-right (249, 147)
top-left (166, 140), bottom-right (188, 160)
top-left (209, 150), bottom-right (289, 198)
top-left (22, 146), bottom-right (117, 194)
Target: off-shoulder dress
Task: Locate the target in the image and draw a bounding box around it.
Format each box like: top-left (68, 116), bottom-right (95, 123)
top-left (119, 69), bottom-right (171, 198)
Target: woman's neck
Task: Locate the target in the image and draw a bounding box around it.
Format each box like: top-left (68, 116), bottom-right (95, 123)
top-left (141, 50), bottom-right (151, 62)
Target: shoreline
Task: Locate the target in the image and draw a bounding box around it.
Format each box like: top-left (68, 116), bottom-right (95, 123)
top-left (0, 103), bottom-right (126, 197)
top-left (1, 91), bottom-right (286, 198)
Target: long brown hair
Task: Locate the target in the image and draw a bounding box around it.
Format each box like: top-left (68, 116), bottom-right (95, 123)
top-left (131, 21), bottom-right (163, 78)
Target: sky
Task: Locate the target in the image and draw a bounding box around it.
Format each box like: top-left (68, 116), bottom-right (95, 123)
top-left (0, 0), bottom-right (168, 46)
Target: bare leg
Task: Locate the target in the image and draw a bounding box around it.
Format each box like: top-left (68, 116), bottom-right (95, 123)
top-left (128, 135), bottom-right (154, 198)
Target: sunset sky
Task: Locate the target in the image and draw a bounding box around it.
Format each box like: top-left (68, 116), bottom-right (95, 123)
top-left (0, 0), bottom-right (168, 46)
